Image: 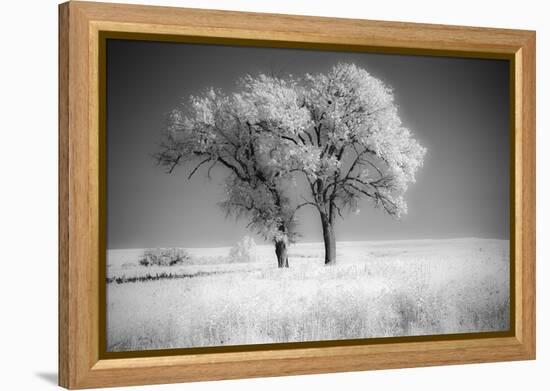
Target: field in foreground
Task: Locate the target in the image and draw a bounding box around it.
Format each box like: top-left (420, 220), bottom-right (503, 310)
top-left (106, 238), bottom-right (509, 352)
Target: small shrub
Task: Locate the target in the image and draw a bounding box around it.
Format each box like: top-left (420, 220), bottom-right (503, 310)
top-left (228, 236), bottom-right (258, 263)
top-left (139, 248), bottom-right (192, 267)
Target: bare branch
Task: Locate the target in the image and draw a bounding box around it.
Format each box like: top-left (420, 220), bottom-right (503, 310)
top-left (345, 182), bottom-right (375, 199)
top-left (206, 160), bottom-right (217, 180)
top-left (281, 135), bottom-right (299, 145)
top-left (167, 154), bottom-right (182, 174)
top-left (187, 157), bottom-right (211, 179)
top-left (217, 156), bottom-right (248, 182)
top-left (294, 201), bottom-right (317, 212)
top-left (333, 202), bottom-right (344, 219)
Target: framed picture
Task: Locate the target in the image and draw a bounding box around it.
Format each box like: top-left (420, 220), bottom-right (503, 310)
top-left (58, 1), bottom-right (536, 389)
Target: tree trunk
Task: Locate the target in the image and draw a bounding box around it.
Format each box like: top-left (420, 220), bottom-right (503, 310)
top-left (321, 212), bottom-right (336, 265)
top-left (275, 238), bottom-right (289, 268)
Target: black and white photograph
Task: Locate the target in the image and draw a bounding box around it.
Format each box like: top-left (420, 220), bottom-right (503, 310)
top-left (105, 39), bottom-right (510, 352)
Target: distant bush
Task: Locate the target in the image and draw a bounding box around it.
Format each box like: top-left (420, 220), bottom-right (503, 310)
top-left (228, 236), bottom-right (258, 263)
top-left (139, 248), bottom-right (192, 267)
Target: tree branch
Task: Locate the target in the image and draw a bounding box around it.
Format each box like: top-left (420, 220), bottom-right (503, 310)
top-left (294, 201), bottom-right (317, 212)
top-left (217, 156), bottom-right (248, 182)
top-left (167, 154), bottom-right (182, 174)
top-left (206, 160), bottom-right (217, 180)
top-left (345, 182), bottom-right (374, 199)
top-left (187, 157), bottom-right (211, 179)
top-left (281, 135), bottom-right (299, 145)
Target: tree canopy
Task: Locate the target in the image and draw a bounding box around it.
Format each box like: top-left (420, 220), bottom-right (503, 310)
top-left (155, 63), bottom-right (426, 266)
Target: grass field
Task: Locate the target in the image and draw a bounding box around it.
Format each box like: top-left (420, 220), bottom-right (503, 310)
top-left (106, 238), bottom-right (509, 352)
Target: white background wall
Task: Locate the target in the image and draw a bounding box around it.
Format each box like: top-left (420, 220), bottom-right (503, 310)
top-left (0, 0), bottom-right (546, 389)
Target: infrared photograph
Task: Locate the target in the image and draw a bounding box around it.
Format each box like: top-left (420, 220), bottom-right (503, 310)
top-left (105, 39), bottom-right (510, 352)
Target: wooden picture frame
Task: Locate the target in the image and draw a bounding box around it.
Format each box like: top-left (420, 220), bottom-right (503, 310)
top-left (59, 1), bottom-right (536, 389)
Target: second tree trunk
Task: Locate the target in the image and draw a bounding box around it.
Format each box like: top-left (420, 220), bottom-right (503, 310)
top-left (275, 238), bottom-right (289, 268)
top-left (321, 213), bottom-right (336, 265)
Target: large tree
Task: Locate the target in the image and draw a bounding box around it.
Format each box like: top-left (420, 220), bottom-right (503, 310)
top-left (155, 76), bottom-right (310, 267)
top-left (268, 64), bottom-right (427, 264)
top-left (156, 64), bottom-right (426, 267)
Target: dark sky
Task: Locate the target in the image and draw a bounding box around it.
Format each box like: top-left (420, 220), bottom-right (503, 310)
top-left (106, 39), bottom-right (510, 249)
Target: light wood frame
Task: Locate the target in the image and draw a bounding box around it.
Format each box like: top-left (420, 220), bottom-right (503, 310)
top-left (59, 1), bottom-right (536, 389)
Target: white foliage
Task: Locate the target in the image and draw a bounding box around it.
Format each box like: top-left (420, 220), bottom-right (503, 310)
top-left (298, 63), bottom-right (427, 218)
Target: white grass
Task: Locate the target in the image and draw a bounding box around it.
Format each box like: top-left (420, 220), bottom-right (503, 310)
top-left (106, 238), bottom-right (509, 352)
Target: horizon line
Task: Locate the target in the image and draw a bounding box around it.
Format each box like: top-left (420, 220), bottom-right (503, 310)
top-left (107, 236), bottom-right (509, 251)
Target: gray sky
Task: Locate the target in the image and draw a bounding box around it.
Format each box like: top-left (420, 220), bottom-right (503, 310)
top-left (106, 39), bottom-right (510, 249)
